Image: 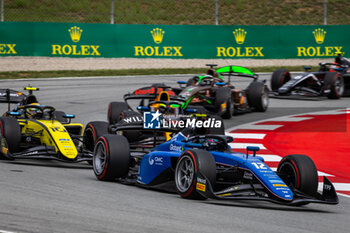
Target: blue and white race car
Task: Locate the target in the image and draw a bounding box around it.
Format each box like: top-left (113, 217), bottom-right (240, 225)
top-left (92, 128), bottom-right (338, 206)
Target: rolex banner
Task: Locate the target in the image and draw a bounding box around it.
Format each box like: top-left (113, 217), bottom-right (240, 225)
top-left (0, 22), bottom-right (349, 59)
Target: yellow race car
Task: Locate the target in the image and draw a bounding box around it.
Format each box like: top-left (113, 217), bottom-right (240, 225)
top-left (0, 87), bottom-right (94, 162)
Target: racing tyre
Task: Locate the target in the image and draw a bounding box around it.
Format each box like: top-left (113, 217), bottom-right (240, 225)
top-left (0, 117), bottom-right (21, 159)
top-left (215, 87), bottom-right (232, 119)
top-left (83, 121), bottom-right (109, 153)
top-left (175, 149), bottom-right (216, 200)
top-left (247, 82), bottom-right (269, 112)
top-left (324, 72), bottom-right (344, 99)
top-left (93, 135), bottom-right (130, 181)
top-left (271, 69), bottom-right (291, 91)
top-left (54, 110), bottom-right (68, 123)
top-left (277, 154), bottom-right (318, 198)
top-left (108, 102), bottom-right (129, 124)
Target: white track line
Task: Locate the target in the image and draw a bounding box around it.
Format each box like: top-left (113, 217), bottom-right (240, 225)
top-left (231, 124), bottom-right (283, 131)
top-left (0, 230), bottom-right (17, 233)
top-left (258, 154), bottom-right (282, 162)
top-left (338, 193), bottom-right (350, 198)
top-left (318, 183), bottom-right (350, 191)
top-left (317, 171), bottom-right (335, 177)
top-left (229, 143), bottom-right (266, 150)
top-left (226, 108), bottom-right (349, 133)
top-left (270, 167), bottom-right (334, 177)
top-left (267, 116), bottom-right (313, 122)
top-left (225, 133), bottom-right (266, 139)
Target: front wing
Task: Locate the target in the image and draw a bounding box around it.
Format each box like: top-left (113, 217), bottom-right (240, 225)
top-left (196, 172), bottom-right (339, 206)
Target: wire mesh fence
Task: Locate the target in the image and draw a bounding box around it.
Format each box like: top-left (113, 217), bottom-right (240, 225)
top-left (1, 0), bottom-right (349, 25)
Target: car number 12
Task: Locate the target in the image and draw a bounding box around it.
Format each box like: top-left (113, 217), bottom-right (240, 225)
top-left (251, 162), bottom-right (267, 169)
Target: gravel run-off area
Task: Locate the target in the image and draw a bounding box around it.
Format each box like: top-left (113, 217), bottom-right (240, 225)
top-left (0, 56), bottom-right (335, 72)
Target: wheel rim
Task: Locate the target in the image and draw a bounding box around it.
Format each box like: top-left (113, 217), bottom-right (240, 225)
top-left (176, 155), bottom-right (195, 192)
top-left (93, 141), bottom-right (107, 176)
top-left (278, 162), bottom-right (298, 189)
top-left (261, 90), bottom-right (269, 109)
top-left (230, 98), bottom-right (234, 115)
top-left (335, 76), bottom-right (344, 96)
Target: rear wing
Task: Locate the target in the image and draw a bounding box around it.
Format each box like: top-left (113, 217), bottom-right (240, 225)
top-left (0, 89), bottom-right (26, 104)
top-left (123, 84), bottom-right (184, 110)
top-left (216, 66), bottom-right (258, 79)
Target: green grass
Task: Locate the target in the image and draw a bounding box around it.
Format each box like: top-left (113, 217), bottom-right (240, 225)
top-left (0, 66), bottom-right (319, 80)
top-left (3, 0), bottom-right (350, 25)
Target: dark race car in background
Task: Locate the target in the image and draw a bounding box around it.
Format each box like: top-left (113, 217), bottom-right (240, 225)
top-left (84, 92), bottom-right (225, 153)
top-left (177, 65), bottom-right (269, 119)
top-left (270, 55), bottom-right (350, 99)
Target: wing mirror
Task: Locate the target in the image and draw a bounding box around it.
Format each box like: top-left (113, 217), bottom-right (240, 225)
top-left (185, 108), bottom-right (198, 113)
top-left (63, 114), bottom-right (75, 119)
top-left (6, 111), bottom-right (21, 117)
top-left (137, 106), bottom-right (150, 111)
top-left (246, 146), bottom-right (260, 157)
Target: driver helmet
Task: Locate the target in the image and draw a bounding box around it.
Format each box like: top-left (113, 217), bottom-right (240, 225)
top-left (27, 103), bottom-right (43, 119)
top-left (199, 76), bottom-right (213, 86)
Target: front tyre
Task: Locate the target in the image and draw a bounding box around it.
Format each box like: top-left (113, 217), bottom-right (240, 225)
top-left (271, 69), bottom-right (291, 91)
top-left (324, 72), bottom-right (344, 99)
top-left (277, 154), bottom-right (318, 197)
top-left (93, 135), bottom-right (130, 181)
top-left (0, 117), bottom-right (21, 159)
top-left (83, 121), bottom-right (109, 152)
top-left (175, 149), bottom-right (216, 200)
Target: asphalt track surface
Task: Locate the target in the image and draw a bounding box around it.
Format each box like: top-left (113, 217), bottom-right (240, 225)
top-left (0, 74), bottom-right (349, 233)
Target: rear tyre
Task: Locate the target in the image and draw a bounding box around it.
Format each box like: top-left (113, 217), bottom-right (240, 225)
top-left (271, 69), bottom-right (291, 91)
top-left (324, 72), bottom-right (344, 99)
top-left (54, 110), bottom-right (68, 123)
top-left (221, 94), bottom-right (234, 119)
top-left (83, 121), bottom-right (109, 153)
top-left (247, 82), bottom-right (269, 112)
top-left (93, 135), bottom-right (130, 181)
top-left (175, 149), bottom-right (216, 200)
top-left (108, 102), bottom-right (129, 124)
top-left (0, 117), bottom-right (21, 159)
top-left (277, 154), bottom-right (318, 198)
top-left (215, 87), bottom-right (232, 119)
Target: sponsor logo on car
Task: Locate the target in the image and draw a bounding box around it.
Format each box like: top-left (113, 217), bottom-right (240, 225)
top-left (324, 184), bottom-right (332, 191)
top-left (134, 87), bottom-right (175, 96)
top-left (197, 177), bottom-right (207, 184)
top-left (123, 116), bottom-right (143, 124)
top-left (169, 144), bottom-right (183, 152)
top-left (148, 155), bottom-right (163, 166)
top-left (273, 184), bottom-right (288, 187)
top-left (196, 182), bottom-right (206, 192)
